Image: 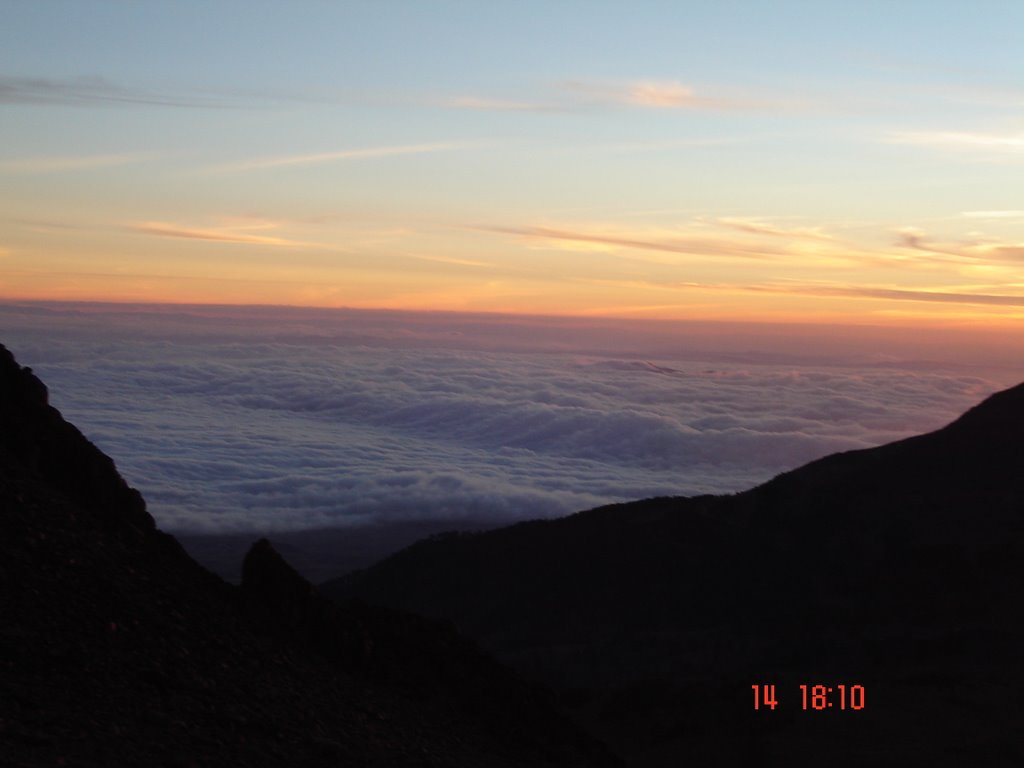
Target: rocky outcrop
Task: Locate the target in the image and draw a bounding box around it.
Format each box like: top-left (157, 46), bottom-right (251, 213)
top-left (0, 344), bottom-right (152, 533)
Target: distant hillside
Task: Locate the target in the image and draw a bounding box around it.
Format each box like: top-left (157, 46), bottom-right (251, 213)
top-left (324, 379), bottom-right (1024, 765)
top-left (0, 343), bottom-right (614, 768)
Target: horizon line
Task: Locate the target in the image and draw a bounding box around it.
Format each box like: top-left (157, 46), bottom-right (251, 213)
top-left (2, 295), bottom-right (1021, 333)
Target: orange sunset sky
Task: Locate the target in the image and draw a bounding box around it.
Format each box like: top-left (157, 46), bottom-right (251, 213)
top-left (2, 2), bottom-right (1024, 332)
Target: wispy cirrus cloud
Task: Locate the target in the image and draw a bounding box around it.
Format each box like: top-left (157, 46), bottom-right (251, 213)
top-left (478, 215), bottom-right (873, 266)
top-left (405, 253), bottom-right (494, 268)
top-left (895, 227), bottom-right (1024, 263)
top-left (0, 153), bottom-right (151, 173)
top-left (574, 272), bottom-right (1024, 310)
top-left (481, 224), bottom-right (781, 260)
top-left (886, 129), bottom-right (1024, 153)
top-left (976, 244), bottom-right (1024, 262)
top-left (473, 204), bottom-right (1024, 288)
top-left (571, 78), bottom-right (804, 111)
top-left (0, 75), bottom-right (233, 108)
top-left (449, 79), bottom-right (784, 114)
top-left (893, 227), bottom-right (966, 259)
top-left (752, 282), bottom-right (1024, 308)
top-left (716, 217), bottom-right (834, 241)
top-left (565, 79), bottom-right (720, 109)
top-left (202, 142), bottom-right (467, 173)
top-left (127, 219), bottom-right (323, 248)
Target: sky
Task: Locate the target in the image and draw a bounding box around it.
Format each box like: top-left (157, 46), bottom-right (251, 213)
top-left (2, 1), bottom-right (1024, 328)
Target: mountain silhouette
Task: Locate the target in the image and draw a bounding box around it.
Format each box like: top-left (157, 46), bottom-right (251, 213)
top-left (0, 343), bottom-right (615, 768)
top-left (324, 380), bottom-right (1024, 765)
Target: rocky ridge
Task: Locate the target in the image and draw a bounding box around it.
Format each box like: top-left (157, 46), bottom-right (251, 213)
top-left (326, 378), bottom-right (1024, 765)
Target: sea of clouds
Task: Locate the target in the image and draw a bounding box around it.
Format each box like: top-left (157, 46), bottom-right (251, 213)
top-left (1, 302), bottom-right (1014, 533)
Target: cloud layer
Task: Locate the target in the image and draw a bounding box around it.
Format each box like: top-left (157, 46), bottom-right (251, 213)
top-left (1, 303), bottom-right (1006, 534)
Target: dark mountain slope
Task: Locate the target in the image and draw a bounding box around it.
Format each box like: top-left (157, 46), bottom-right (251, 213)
top-left (325, 381), bottom-right (1024, 765)
top-left (0, 343), bottom-right (614, 768)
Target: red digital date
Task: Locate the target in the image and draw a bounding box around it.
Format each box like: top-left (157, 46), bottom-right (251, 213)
top-left (752, 684), bottom-right (865, 710)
